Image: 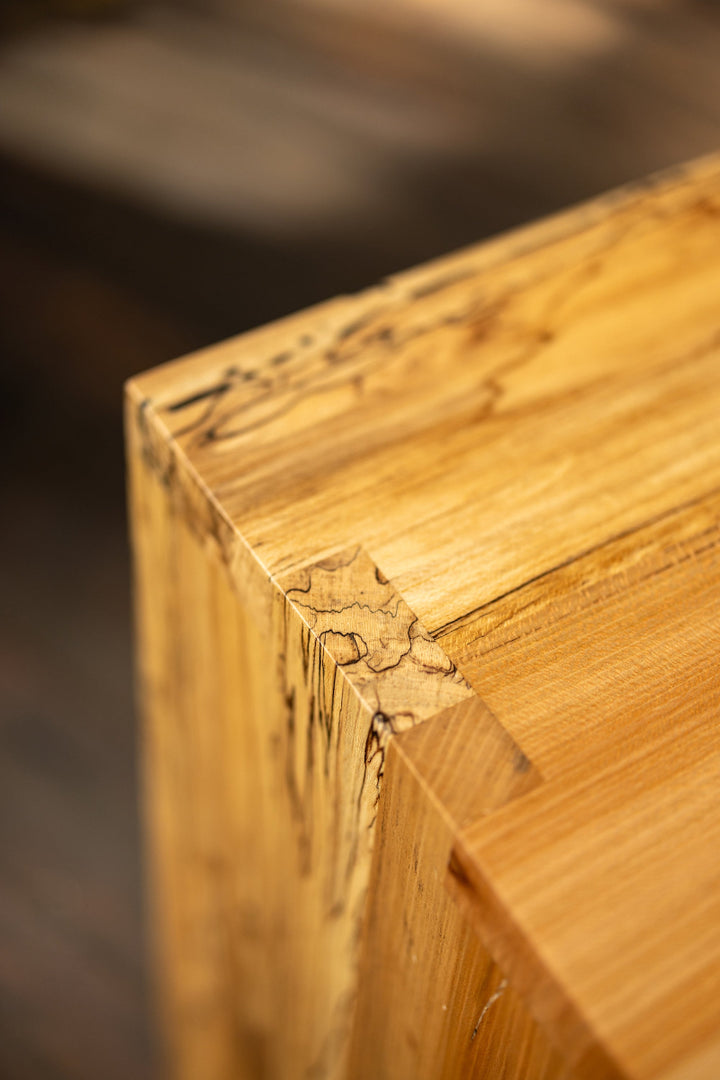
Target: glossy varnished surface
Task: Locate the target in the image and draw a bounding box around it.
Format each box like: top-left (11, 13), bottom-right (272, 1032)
top-left (128, 154), bottom-right (720, 1080)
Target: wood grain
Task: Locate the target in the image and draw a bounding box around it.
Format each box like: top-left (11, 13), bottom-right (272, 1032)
top-left (127, 154), bottom-right (720, 1079)
top-left (349, 698), bottom-right (564, 1080)
top-left (127, 406), bottom-right (478, 1078)
top-left (132, 154), bottom-right (720, 638)
top-left (452, 721), bottom-right (720, 1079)
top-left (439, 489), bottom-right (720, 778)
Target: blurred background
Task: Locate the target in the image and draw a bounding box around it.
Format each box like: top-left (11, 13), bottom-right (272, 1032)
top-left (1, 1), bottom-right (719, 1076)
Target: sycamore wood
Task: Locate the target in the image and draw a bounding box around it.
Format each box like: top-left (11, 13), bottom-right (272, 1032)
top-left (127, 153), bottom-right (720, 1080)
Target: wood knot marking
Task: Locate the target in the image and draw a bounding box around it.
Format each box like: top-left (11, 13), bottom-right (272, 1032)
top-left (372, 710), bottom-right (393, 734)
top-left (365, 711), bottom-right (395, 769)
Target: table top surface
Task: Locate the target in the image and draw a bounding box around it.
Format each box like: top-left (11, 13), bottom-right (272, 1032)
top-left (129, 154), bottom-right (720, 1080)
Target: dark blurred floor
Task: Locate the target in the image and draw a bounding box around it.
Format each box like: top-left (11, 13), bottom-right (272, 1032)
top-left (1, 2), bottom-right (719, 1077)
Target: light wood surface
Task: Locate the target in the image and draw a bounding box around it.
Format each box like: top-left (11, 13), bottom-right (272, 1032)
top-left (350, 699), bottom-right (570, 1080)
top-left (127, 153), bottom-right (720, 1079)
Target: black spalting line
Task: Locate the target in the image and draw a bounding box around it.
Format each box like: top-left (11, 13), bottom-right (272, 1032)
top-left (326, 307), bottom-right (472, 367)
top-left (135, 397), bottom-right (176, 490)
top-left (352, 709), bottom-right (396, 858)
top-left (319, 628), bottom-right (367, 665)
top-left (166, 380), bottom-right (233, 412)
top-left (270, 350), bottom-right (293, 366)
top-left (287, 551), bottom-right (463, 681)
top-left (168, 297), bottom-right (478, 441)
top-left (289, 596), bottom-right (404, 621)
top-left (335, 309), bottom-right (384, 342)
top-left (283, 679), bottom-right (313, 875)
top-left (411, 267), bottom-right (477, 300)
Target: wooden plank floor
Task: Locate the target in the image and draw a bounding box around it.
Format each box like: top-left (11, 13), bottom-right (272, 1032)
top-left (2, 2), bottom-right (720, 1077)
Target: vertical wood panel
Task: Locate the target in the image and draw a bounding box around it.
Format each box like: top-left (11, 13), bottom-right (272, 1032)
top-left (349, 700), bottom-right (568, 1080)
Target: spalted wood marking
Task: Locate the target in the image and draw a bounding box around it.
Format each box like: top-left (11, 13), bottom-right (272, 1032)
top-left (128, 423), bottom-right (478, 1080)
top-left (131, 157), bottom-right (720, 644)
top-left (282, 546), bottom-right (471, 728)
top-left (276, 547), bottom-right (472, 897)
top-left (128, 155), bottom-right (720, 1080)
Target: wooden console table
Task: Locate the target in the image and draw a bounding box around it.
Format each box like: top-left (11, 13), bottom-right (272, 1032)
top-left (126, 154), bottom-right (720, 1080)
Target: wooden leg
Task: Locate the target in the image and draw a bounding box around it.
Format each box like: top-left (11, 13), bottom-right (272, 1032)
top-left (126, 404), bottom-right (440, 1078)
top-left (127, 394), bottom-right (575, 1080)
